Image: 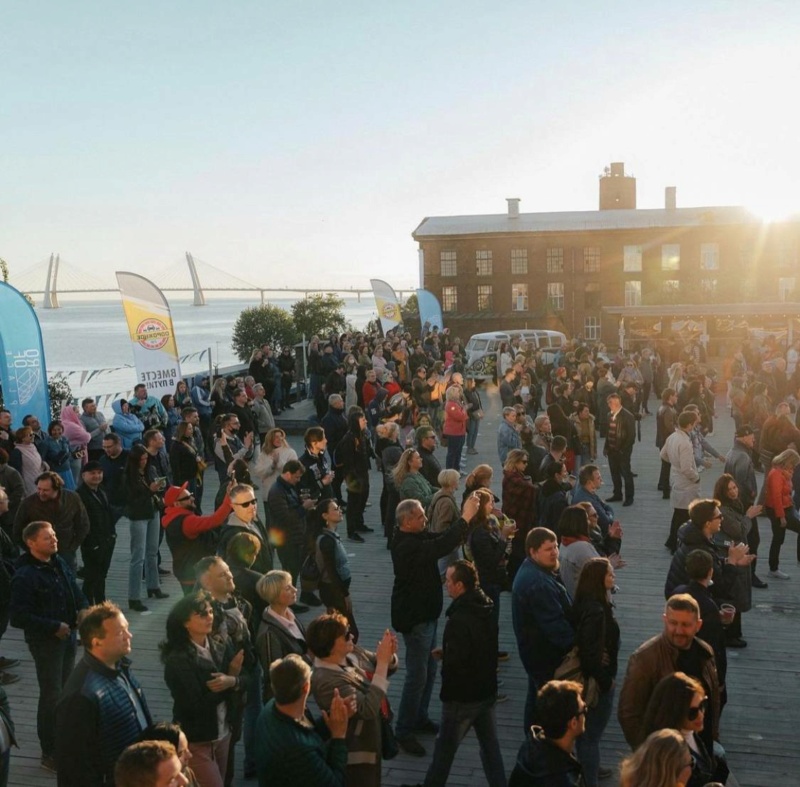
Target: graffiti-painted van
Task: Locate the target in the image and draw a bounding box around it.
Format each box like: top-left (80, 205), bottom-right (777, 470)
top-left (464, 330), bottom-right (567, 380)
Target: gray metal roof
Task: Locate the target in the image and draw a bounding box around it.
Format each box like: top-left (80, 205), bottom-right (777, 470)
top-left (602, 303), bottom-right (800, 317)
top-left (412, 206), bottom-right (769, 239)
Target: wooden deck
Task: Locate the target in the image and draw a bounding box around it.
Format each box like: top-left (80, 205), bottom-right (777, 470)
top-left (4, 392), bottom-right (796, 785)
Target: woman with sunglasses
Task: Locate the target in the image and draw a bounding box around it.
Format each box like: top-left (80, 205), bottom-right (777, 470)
top-left (642, 672), bottom-right (729, 786)
top-left (307, 613), bottom-right (397, 787)
top-left (160, 592), bottom-right (245, 787)
top-left (311, 499), bottom-right (359, 642)
top-left (620, 728), bottom-right (693, 787)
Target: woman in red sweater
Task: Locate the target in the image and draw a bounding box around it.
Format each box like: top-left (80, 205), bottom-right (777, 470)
top-left (765, 449), bottom-right (800, 579)
top-left (442, 385), bottom-right (469, 471)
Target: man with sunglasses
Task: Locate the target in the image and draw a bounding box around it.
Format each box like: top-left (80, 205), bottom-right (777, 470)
top-left (217, 483), bottom-right (274, 576)
top-left (161, 481), bottom-right (233, 595)
top-left (508, 680), bottom-right (586, 786)
top-left (618, 594), bottom-right (721, 755)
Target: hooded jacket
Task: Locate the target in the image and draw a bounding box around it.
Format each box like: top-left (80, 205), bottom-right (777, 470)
top-left (440, 587), bottom-right (498, 702)
top-left (111, 400), bottom-right (145, 449)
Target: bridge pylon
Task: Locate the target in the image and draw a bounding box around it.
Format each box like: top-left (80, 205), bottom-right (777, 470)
top-left (185, 252), bottom-right (206, 306)
top-left (42, 253), bottom-right (60, 309)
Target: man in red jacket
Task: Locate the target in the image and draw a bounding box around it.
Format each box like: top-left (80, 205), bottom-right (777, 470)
top-left (161, 482), bottom-right (232, 595)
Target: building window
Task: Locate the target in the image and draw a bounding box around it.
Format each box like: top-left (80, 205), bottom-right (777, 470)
top-left (779, 277), bottom-right (796, 302)
top-left (442, 286), bottom-right (458, 312)
top-left (583, 247), bottom-right (600, 272)
top-left (512, 283), bottom-right (528, 311)
top-left (477, 285), bottom-right (493, 311)
top-left (662, 279), bottom-right (680, 294)
top-left (661, 244), bottom-right (680, 271)
top-left (476, 250), bottom-right (493, 276)
top-left (700, 243), bottom-right (719, 270)
top-left (585, 282), bottom-right (601, 310)
top-left (546, 248), bottom-right (564, 273)
top-left (625, 280), bottom-right (642, 307)
top-left (548, 282), bottom-right (564, 311)
top-left (440, 250), bottom-right (457, 277)
top-left (584, 316), bottom-right (601, 340)
top-left (511, 248), bottom-right (528, 274)
top-left (701, 278), bottom-right (718, 295)
top-left (778, 243), bottom-right (797, 269)
top-left (623, 245), bottom-right (642, 272)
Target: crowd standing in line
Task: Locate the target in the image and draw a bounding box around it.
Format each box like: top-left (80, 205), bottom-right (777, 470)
top-left (0, 328), bottom-right (799, 786)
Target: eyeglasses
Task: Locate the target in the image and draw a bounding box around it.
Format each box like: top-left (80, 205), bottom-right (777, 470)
top-left (233, 499), bottom-right (258, 508)
top-left (177, 494), bottom-right (194, 503)
top-left (710, 514), bottom-right (723, 521)
top-left (686, 698), bottom-right (708, 720)
top-left (575, 706), bottom-right (588, 717)
top-left (194, 608), bottom-right (213, 618)
top-left (344, 628), bottom-right (354, 640)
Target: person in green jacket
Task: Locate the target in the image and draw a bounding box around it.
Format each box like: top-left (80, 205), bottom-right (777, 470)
top-left (393, 449), bottom-right (435, 511)
top-left (255, 653), bottom-right (352, 787)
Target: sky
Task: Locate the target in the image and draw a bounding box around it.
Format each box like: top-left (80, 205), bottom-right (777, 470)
top-left (3, 0), bottom-right (800, 292)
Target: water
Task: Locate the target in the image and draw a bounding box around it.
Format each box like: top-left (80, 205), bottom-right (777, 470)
top-left (35, 295), bottom-right (379, 413)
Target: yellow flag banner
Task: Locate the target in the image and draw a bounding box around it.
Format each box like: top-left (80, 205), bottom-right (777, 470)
top-left (116, 272), bottom-right (182, 394)
top-left (370, 279), bottom-right (403, 336)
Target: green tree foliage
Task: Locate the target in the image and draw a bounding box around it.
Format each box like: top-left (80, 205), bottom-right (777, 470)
top-left (232, 304), bottom-right (297, 361)
top-left (290, 294), bottom-right (347, 340)
top-left (48, 373), bottom-right (74, 420)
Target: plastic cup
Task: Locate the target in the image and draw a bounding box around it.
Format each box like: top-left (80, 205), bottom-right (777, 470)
top-left (720, 603), bottom-right (736, 625)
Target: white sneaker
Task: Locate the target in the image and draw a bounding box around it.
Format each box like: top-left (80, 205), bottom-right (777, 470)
top-left (768, 569), bottom-right (790, 580)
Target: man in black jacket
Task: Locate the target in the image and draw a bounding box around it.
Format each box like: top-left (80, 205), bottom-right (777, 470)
top-left (321, 395), bottom-right (348, 509)
top-left (10, 521), bottom-right (88, 771)
top-left (416, 427), bottom-right (442, 490)
top-left (55, 602), bottom-right (152, 786)
top-left (603, 393), bottom-right (636, 506)
top-left (391, 495), bottom-right (478, 757)
top-left (509, 680), bottom-right (586, 787)
top-left (422, 560), bottom-right (506, 787)
top-left (76, 461), bottom-right (117, 605)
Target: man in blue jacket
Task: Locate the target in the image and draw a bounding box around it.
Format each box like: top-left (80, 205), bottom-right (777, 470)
top-left (512, 527), bottom-right (575, 735)
top-left (9, 521), bottom-right (88, 772)
top-left (54, 602), bottom-right (152, 785)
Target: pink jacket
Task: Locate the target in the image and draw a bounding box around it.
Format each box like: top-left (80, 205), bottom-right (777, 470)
top-left (60, 405), bottom-right (91, 466)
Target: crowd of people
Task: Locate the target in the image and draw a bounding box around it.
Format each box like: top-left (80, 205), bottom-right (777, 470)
top-left (0, 326), bottom-right (798, 786)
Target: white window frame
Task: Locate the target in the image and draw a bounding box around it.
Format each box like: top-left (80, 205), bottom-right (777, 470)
top-left (700, 243), bottom-right (719, 270)
top-left (583, 247), bottom-right (600, 273)
top-left (625, 280), bottom-right (642, 307)
top-left (442, 285), bottom-right (458, 312)
top-left (511, 248), bottom-right (528, 275)
top-left (547, 282), bottom-right (564, 311)
top-left (476, 250), bottom-right (493, 276)
top-left (440, 250), bottom-right (457, 277)
top-left (623, 245), bottom-right (642, 272)
top-left (661, 244), bottom-right (680, 271)
top-left (477, 284), bottom-right (493, 311)
top-left (512, 282), bottom-right (529, 311)
top-left (584, 316), bottom-right (601, 340)
top-left (546, 247), bottom-right (564, 274)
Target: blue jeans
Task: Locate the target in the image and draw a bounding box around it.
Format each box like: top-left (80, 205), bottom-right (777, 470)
top-left (467, 418), bottom-right (479, 450)
top-left (424, 696), bottom-right (507, 787)
top-left (445, 435), bottom-right (465, 470)
top-left (128, 515), bottom-right (160, 600)
top-left (576, 686), bottom-right (615, 787)
top-left (396, 620), bottom-right (438, 737)
top-left (29, 634), bottom-right (76, 756)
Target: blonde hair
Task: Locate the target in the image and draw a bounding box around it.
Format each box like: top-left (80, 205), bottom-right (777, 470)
top-left (256, 570), bottom-right (292, 605)
top-left (773, 449), bottom-right (800, 469)
top-left (392, 448), bottom-right (419, 489)
top-left (261, 428), bottom-right (286, 456)
top-left (465, 464), bottom-right (493, 491)
top-left (504, 449), bottom-right (529, 473)
top-left (619, 728), bottom-right (690, 787)
top-left (437, 469), bottom-right (460, 489)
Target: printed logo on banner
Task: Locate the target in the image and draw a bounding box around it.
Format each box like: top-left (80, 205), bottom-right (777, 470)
top-left (5, 349), bottom-right (42, 405)
top-left (382, 303), bottom-right (399, 320)
top-left (135, 319), bottom-right (170, 351)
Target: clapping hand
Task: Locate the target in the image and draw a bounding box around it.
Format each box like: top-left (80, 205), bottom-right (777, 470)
top-left (609, 521), bottom-right (623, 540)
top-left (746, 504), bottom-right (763, 519)
top-left (322, 688), bottom-right (349, 739)
top-left (728, 542), bottom-right (754, 566)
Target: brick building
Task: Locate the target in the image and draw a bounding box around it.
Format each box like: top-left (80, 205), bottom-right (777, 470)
top-left (412, 163), bottom-right (800, 349)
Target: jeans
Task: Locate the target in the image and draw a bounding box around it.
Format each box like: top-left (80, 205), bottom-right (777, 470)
top-left (189, 734), bottom-right (231, 787)
top-left (29, 634), bottom-right (77, 756)
top-left (576, 686), bottom-right (615, 787)
top-left (467, 417), bottom-right (479, 450)
top-left (767, 506), bottom-right (800, 571)
top-left (424, 697), bottom-right (507, 787)
top-left (129, 515), bottom-right (160, 600)
top-left (445, 434), bottom-right (465, 470)
top-left (396, 619), bottom-right (438, 737)
top-left (523, 673), bottom-right (541, 735)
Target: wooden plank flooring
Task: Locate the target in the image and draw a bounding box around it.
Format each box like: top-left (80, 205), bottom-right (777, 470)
top-left (4, 391), bottom-right (797, 785)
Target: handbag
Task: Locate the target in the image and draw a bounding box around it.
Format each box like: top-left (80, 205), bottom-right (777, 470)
top-left (553, 646), bottom-right (600, 708)
top-left (299, 553), bottom-right (321, 593)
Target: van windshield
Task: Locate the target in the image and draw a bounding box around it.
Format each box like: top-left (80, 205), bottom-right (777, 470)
top-left (469, 339), bottom-right (489, 352)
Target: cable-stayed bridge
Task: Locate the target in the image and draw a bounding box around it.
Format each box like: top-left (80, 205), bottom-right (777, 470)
top-left (12, 253), bottom-right (415, 308)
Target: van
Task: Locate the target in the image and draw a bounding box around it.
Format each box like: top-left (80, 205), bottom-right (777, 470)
top-left (464, 330), bottom-right (567, 380)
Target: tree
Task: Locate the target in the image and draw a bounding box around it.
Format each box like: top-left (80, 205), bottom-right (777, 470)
top-left (48, 373), bottom-right (73, 420)
top-left (231, 304), bottom-right (297, 361)
top-left (290, 294), bottom-right (347, 340)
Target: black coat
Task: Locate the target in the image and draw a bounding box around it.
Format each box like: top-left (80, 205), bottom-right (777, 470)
top-left (418, 446), bottom-right (442, 489)
top-left (509, 728), bottom-right (586, 787)
top-left (440, 588), bottom-right (498, 703)
top-left (469, 523), bottom-right (508, 588)
top-left (572, 598), bottom-right (620, 694)
top-left (390, 518), bottom-right (468, 633)
top-left (603, 407), bottom-right (635, 454)
top-left (665, 522), bottom-right (737, 603)
top-left (76, 483), bottom-right (116, 549)
top-left (674, 579), bottom-right (728, 688)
